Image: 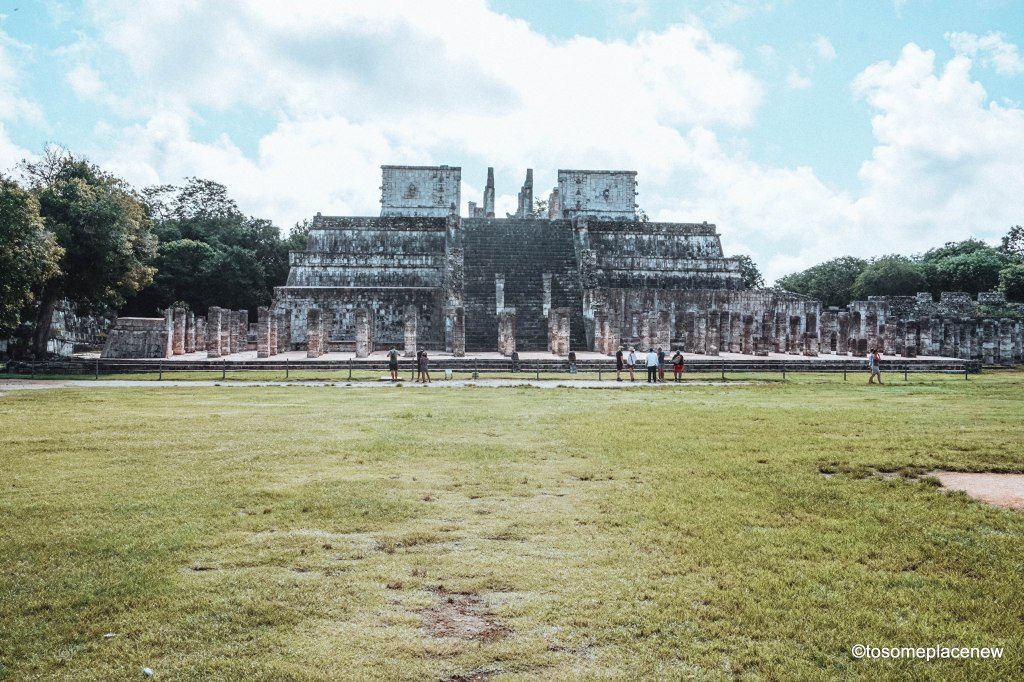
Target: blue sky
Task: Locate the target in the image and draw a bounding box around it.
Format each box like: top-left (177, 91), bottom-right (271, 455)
top-left (1, 0), bottom-right (1022, 281)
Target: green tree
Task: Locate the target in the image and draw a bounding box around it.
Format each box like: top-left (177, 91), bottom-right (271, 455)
top-left (919, 239), bottom-right (1012, 295)
top-left (999, 263), bottom-right (1024, 302)
top-left (124, 178), bottom-right (291, 316)
top-left (851, 255), bottom-right (926, 299)
top-left (998, 225), bottom-right (1024, 258)
top-left (776, 256), bottom-right (868, 307)
top-left (732, 255), bottom-right (764, 289)
top-left (0, 177), bottom-right (63, 336)
top-left (21, 151), bottom-right (156, 356)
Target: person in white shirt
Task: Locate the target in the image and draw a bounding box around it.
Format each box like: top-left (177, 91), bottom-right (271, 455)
top-left (627, 347), bottom-right (636, 382)
top-left (645, 348), bottom-right (658, 383)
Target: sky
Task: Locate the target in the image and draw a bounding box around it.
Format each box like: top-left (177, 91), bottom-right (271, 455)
top-left (1, 1), bottom-right (1022, 282)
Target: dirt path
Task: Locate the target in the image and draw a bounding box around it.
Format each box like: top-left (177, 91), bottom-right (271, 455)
top-left (930, 471), bottom-right (1024, 509)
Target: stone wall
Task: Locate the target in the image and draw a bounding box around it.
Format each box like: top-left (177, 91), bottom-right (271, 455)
top-left (101, 317), bottom-right (171, 358)
top-left (557, 170), bottom-right (637, 219)
top-left (380, 165), bottom-right (460, 217)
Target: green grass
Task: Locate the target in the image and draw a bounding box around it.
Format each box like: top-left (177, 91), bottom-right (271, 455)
top-left (1, 373), bottom-right (1023, 680)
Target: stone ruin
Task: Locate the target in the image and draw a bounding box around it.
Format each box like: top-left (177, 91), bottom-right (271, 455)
top-left (100, 163), bottom-right (1024, 366)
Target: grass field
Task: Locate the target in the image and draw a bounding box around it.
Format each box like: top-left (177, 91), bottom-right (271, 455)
top-left (2, 373), bottom-right (1023, 680)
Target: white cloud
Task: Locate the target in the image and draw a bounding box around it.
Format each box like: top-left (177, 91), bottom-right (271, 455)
top-left (813, 35), bottom-right (836, 61)
top-left (56, 3), bottom-right (1024, 283)
top-left (946, 31), bottom-right (1024, 76)
top-left (786, 67), bottom-right (812, 89)
top-left (66, 63), bottom-right (104, 98)
top-left (0, 30), bottom-right (37, 171)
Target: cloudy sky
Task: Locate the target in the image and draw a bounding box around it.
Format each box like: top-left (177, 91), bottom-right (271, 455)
top-left (1, 1), bottom-right (1022, 281)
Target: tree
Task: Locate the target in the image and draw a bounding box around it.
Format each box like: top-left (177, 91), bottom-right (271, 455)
top-left (776, 256), bottom-right (867, 308)
top-left (999, 263), bottom-right (1024, 302)
top-left (732, 255), bottom-right (764, 289)
top-left (851, 255), bottom-right (926, 299)
top-left (124, 178), bottom-right (292, 316)
top-left (21, 152), bottom-right (156, 356)
top-left (0, 177), bottom-right (63, 336)
top-left (998, 225), bottom-right (1024, 258)
top-left (919, 239), bottom-right (1012, 295)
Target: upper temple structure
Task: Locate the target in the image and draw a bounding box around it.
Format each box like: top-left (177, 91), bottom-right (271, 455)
top-left (101, 163), bottom-right (1024, 365)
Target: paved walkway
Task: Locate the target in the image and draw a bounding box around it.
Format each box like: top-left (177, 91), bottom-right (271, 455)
top-left (0, 378), bottom-right (748, 393)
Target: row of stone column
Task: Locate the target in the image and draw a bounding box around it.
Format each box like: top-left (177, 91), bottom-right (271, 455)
top-left (300, 304), bottom-right (465, 359)
top-left (255, 307), bottom-right (292, 358)
top-left (205, 307), bottom-right (250, 358)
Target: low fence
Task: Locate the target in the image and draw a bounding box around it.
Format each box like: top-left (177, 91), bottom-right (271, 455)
top-left (3, 356), bottom-right (983, 381)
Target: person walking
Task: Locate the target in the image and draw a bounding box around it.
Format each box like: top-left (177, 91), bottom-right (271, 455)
top-left (568, 350), bottom-right (577, 374)
top-left (868, 348), bottom-right (882, 385)
top-left (646, 347), bottom-right (658, 383)
top-left (627, 347), bottom-right (636, 382)
top-left (387, 346), bottom-right (400, 381)
top-left (657, 346), bottom-right (666, 382)
top-left (615, 347), bottom-right (624, 382)
top-left (671, 350), bottom-right (685, 382)
top-left (421, 350), bottom-right (431, 383)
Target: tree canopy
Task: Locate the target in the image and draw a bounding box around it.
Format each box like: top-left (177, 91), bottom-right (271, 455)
top-left (776, 256), bottom-right (867, 308)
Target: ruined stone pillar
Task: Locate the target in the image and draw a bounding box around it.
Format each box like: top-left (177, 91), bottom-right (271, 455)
top-left (638, 315), bottom-right (652, 351)
top-left (257, 306), bottom-right (271, 358)
top-left (275, 312), bottom-right (290, 353)
top-left (706, 311), bottom-right (719, 356)
top-left (865, 310), bottom-right (879, 352)
top-left (902, 320), bottom-right (918, 358)
top-left (185, 311), bottom-right (195, 353)
top-left (355, 308), bottom-right (373, 359)
top-left (694, 314), bottom-right (707, 354)
top-left (849, 311), bottom-right (861, 354)
top-left (999, 319), bottom-right (1014, 366)
top-left (729, 313), bottom-right (741, 353)
top-left (741, 315), bottom-right (754, 354)
top-left (172, 307), bottom-right (186, 355)
top-left (162, 308), bottom-right (174, 358)
top-left (195, 317), bottom-right (206, 356)
top-left (498, 308), bottom-right (517, 356)
top-left (237, 310), bottom-right (249, 353)
top-left (655, 310), bottom-right (671, 350)
top-left (774, 312), bottom-right (786, 353)
top-left (918, 318), bottom-right (931, 356)
top-left (558, 308), bottom-right (571, 356)
top-left (856, 338), bottom-right (868, 356)
top-left (788, 316), bottom-right (801, 354)
top-left (982, 319), bottom-right (996, 364)
top-left (306, 309), bottom-right (323, 358)
top-left (447, 306), bottom-right (466, 357)
top-left (269, 315), bottom-right (278, 356)
top-left (404, 305), bottom-right (418, 358)
top-left (593, 308), bottom-right (607, 354)
top-left (226, 309), bottom-right (238, 354)
top-left (683, 312), bottom-right (697, 352)
top-left (206, 308), bottom-right (221, 358)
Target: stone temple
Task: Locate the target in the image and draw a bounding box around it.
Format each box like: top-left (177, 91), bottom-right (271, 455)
top-left (101, 164), bottom-right (1024, 365)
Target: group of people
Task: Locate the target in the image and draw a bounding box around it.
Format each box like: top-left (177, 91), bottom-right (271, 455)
top-left (615, 346), bottom-right (686, 383)
top-left (387, 347), bottom-right (431, 383)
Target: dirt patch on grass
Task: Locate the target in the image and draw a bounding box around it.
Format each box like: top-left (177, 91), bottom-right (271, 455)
top-left (420, 587), bottom-right (508, 641)
top-left (930, 471), bottom-right (1024, 509)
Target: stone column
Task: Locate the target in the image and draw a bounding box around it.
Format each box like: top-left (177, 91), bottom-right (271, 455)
top-left (729, 313), bottom-right (741, 353)
top-left (694, 313), bottom-right (707, 354)
top-left (654, 310), bottom-right (671, 350)
top-left (449, 306), bottom-right (466, 357)
top-left (919, 318), bottom-right (932, 356)
top-left (683, 312), bottom-right (697, 352)
top-left (172, 307), bottom-right (186, 355)
top-left (162, 308), bottom-right (175, 358)
top-left (706, 311), bottom-right (719, 356)
top-left (306, 309), bottom-right (323, 358)
top-left (207, 308), bottom-right (221, 358)
top-left (237, 310), bottom-right (249, 353)
top-left (593, 308), bottom-right (608, 354)
top-left (498, 308), bottom-right (517, 356)
top-left (185, 311), bottom-right (195, 353)
top-left (226, 309), bottom-right (238, 354)
top-left (741, 315), bottom-right (754, 354)
top-left (355, 308), bottom-right (373, 358)
top-left (269, 315), bottom-right (278, 356)
top-left (855, 338), bottom-right (868, 356)
top-left (195, 317), bottom-right (206, 356)
top-left (849, 311), bottom-right (861, 354)
top-left (982, 319), bottom-right (996, 364)
top-left (774, 312), bottom-right (786, 353)
top-left (788, 316), bottom-right (801, 354)
top-left (558, 308), bottom-right (571, 356)
top-left (257, 306), bottom-right (271, 358)
top-left (404, 305), bottom-right (418, 358)
top-left (902, 320), bottom-right (918, 358)
top-left (276, 312), bottom-right (290, 353)
top-left (999, 319), bottom-right (1014, 366)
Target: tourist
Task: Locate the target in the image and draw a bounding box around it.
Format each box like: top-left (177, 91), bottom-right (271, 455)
top-left (672, 350), bottom-right (685, 381)
top-left (615, 346), bottom-right (624, 382)
top-left (568, 350), bottom-right (577, 374)
top-left (627, 347), bottom-right (636, 382)
top-left (657, 346), bottom-right (666, 382)
top-left (646, 347), bottom-right (658, 383)
top-left (868, 348), bottom-right (882, 385)
top-left (511, 350), bottom-right (520, 372)
top-left (417, 350), bottom-right (432, 383)
top-left (387, 346), bottom-right (399, 381)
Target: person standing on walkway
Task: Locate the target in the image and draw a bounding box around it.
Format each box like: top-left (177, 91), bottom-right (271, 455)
top-left (568, 350), bottom-right (577, 374)
top-left (657, 347), bottom-right (666, 382)
top-left (615, 347), bottom-right (624, 382)
top-left (646, 347), bottom-right (658, 383)
top-left (627, 347), bottom-right (636, 382)
top-left (387, 346), bottom-right (400, 381)
top-left (671, 350), bottom-right (685, 382)
top-left (868, 348), bottom-right (882, 385)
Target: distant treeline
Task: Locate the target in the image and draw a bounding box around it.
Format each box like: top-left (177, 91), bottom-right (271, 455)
top-left (775, 230), bottom-right (1024, 308)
